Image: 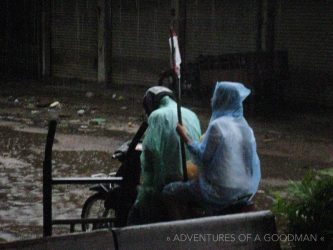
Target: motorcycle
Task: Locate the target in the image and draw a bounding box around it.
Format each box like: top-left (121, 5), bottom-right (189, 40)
top-left (80, 90), bottom-right (256, 230)
top-left (81, 122), bottom-right (148, 231)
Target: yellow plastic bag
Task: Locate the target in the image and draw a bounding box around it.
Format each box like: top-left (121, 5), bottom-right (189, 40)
top-left (187, 160), bottom-right (199, 180)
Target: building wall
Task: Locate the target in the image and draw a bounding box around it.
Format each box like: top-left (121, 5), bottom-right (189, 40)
top-left (275, 0), bottom-right (333, 105)
top-left (0, 0), bottom-right (41, 79)
top-left (1, 1), bottom-right (332, 106)
top-left (111, 0), bottom-right (258, 86)
top-left (111, 0), bottom-right (172, 86)
top-left (51, 0), bottom-right (98, 81)
top-left (185, 0), bottom-right (258, 61)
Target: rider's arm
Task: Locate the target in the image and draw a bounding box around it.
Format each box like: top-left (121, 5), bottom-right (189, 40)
top-left (187, 122), bottom-right (220, 167)
top-left (176, 123), bottom-right (191, 144)
top-left (136, 112), bottom-right (162, 201)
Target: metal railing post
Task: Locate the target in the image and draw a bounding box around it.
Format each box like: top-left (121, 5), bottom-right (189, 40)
top-left (43, 120), bottom-right (57, 237)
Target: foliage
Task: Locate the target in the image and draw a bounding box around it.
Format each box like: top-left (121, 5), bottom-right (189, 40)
top-left (272, 171), bottom-right (333, 249)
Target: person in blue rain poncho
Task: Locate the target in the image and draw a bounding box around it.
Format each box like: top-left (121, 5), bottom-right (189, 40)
top-left (162, 81), bottom-right (261, 218)
top-left (127, 86), bottom-right (201, 225)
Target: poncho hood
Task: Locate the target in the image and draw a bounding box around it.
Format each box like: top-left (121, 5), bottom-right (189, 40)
top-left (210, 81), bottom-right (250, 121)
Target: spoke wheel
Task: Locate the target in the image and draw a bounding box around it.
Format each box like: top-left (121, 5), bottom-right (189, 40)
top-left (81, 193), bottom-right (115, 232)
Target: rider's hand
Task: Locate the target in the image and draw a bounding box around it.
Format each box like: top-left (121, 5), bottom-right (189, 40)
top-left (176, 123), bottom-right (190, 144)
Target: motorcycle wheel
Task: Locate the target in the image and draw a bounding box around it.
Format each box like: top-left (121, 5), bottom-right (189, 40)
top-left (81, 193), bottom-right (116, 232)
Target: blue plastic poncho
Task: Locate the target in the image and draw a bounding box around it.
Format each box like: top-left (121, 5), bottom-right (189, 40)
top-left (136, 96), bottom-right (201, 204)
top-left (187, 81), bottom-right (261, 206)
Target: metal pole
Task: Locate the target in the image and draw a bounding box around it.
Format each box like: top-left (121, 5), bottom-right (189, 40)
top-left (177, 76), bottom-right (188, 182)
top-left (43, 120), bottom-right (57, 237)
top-left (170, 29), bottom-right (188, 182)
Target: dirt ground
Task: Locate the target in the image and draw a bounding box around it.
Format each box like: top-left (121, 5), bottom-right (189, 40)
top-left (0, 80), bottom-right (332, 242)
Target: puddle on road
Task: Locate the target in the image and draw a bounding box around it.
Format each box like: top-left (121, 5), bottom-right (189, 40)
top-left (0, 126), bottom-right (127, 241)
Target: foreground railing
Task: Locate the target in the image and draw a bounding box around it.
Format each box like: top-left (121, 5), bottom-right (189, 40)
top-left (42, 120), bottom-right (122, 236)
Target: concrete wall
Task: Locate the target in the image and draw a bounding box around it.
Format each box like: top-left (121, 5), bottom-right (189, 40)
top-left (275, 1), bottom-right (333, 106)
top-left (1, 0), bottom-right (332, 106)
top-left (0, 230), bottom-right (115, 250)
top-left (110, 0), bottom-right (259, 86)
top-left (51, 0), bottom-right (98, 81)
top-left (0, 0), bottom-right (41, 79)
top-left (114, 210), bottom-right (280, 250)
top-left (0, 211), bottom-right (280, 250)
top-left (111, 0), bottom-right (172, 86)
top-left (185, 0), bottom-right (258, 62)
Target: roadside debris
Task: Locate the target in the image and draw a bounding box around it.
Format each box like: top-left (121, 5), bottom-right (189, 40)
top-left (30, 110), bottom-right (40, 115)
top-left (49, 101), bottom-right (61, 108)
top-left (26, 103), bottom-right (35, 109)
top-left (112, 93), bottom-right (125, 101)
top-left (78, 124), bottom-right (96, 133)
top-left (0, 91), bottom-right (139, 136)
top-left (77, 109), bottom-right (85, 116)
top-left (89, 118), bottom-right (106, 126)
top-left (7, 96), bottom-right (15, 102)
top-left (85, 92), bottom-right (94, 98)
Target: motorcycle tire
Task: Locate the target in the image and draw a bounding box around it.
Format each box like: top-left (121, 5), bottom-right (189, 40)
top-left (81, 193), bottom-right (115, 232)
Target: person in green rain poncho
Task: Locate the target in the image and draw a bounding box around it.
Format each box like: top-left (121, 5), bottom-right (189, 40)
top-left (127, 86), bottom-right (201, 225)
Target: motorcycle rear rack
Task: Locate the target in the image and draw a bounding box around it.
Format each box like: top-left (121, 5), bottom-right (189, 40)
top-left (52, 177), bottom-right (122, 185)
top-left (43, 120), bottom-right (123, 236)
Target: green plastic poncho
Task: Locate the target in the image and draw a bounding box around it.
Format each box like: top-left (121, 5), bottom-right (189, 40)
top-left (136, 96), bottom-right (201, 205)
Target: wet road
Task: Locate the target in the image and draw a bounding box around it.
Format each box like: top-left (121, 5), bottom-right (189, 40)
top-left (0, 122), bottom-right (127, 241)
